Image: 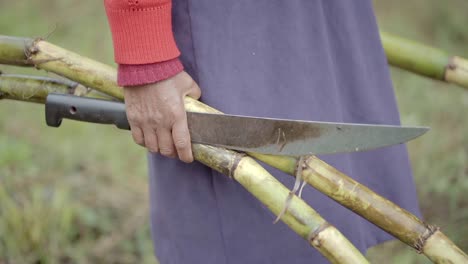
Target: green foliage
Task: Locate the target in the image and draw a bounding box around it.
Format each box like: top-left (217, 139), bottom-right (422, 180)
top-left (0, 0), bottom-right (466, 263)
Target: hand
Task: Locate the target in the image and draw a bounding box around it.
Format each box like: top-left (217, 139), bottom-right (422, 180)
top-left (123, 71), bottom-right (201, 162)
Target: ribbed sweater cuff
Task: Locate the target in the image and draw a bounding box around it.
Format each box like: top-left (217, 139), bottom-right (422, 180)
top-left (118, 58), bottom-right (184, 87)
top-left (105, 1), bottom-right (180, 64)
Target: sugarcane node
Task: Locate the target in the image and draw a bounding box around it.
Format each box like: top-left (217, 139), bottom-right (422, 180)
top-left (23, 38), bottom-right (60, 68)
top-left (415, 224), bottom-right (440, 253)
top-left (308, 222), bottom-right (332, 245)
top-left (302, 156), bottom-right (316, 172)
top-left (443, 56), bottom-right (458, 81)
top-left (293, 155), bottom-right (311, 177)
top-left (301, 156), bottom-right (313, 170)
top-left (447, 62), bottom-right (457, 71)
top-left (24, 38), bottom-right (40, 59)
top-left (229, 152), bottom-right (246, 179)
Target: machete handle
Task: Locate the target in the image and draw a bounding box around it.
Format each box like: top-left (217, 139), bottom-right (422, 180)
top-left (45, 93), bottom-right (130, 130)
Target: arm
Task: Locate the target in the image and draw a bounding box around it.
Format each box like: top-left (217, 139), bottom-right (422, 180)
top-left (104, 0), bottom-right (201, 162)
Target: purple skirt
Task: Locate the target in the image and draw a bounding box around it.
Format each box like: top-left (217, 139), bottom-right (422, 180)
top-left (148, 1), bottom-right (421, 263)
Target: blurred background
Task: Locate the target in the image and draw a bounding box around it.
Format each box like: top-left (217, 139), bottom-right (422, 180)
top-left (0, 0), bottom-right (466, 263)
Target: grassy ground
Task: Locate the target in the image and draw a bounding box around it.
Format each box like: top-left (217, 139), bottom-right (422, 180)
top-left (0, 1), bottom-right (466, 263)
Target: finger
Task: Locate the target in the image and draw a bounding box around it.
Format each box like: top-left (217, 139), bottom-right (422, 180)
top-left (143, 127), bottom-right (159, 153)
top-left (130, 125), bottom-right (145, 147)
top-left (157, 129), bottom-right (176, 158)
top-left (186, 81), bottom-right (201, 100)
top-left (172, 116), bottom-right (193, 163)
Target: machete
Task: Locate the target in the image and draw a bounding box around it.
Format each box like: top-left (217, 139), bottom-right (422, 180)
top-left (45, 93), bottom-right (428, 156)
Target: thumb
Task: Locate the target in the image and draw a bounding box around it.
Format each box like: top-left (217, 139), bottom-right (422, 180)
top-left (186, 81), bottom-right (201, 100)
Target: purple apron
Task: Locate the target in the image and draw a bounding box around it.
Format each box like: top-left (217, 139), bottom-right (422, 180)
top-left (148, 1), bottom-right (421, 263)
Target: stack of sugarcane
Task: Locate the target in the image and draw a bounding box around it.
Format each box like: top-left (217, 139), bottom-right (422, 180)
top-left (0, 34), bottom-right (467, 264)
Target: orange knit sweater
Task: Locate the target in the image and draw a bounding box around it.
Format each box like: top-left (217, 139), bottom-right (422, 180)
top-left (104, 0), bottom-right (180, 65)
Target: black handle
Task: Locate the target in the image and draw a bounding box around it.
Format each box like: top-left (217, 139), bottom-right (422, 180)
top-left (45, 93), bottom-right (130, 130)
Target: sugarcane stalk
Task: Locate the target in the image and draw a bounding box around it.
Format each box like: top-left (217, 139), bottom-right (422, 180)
top-left (0, 39), bottom-right (368, 263)
top-left (0, 74), bottom-right (112, 103)
top-left (380, 31), bottom-right (468, 90)
top-left (0, 36), bottom-right (123, 99)
top-left (2, 36), bottom-right (466, 263)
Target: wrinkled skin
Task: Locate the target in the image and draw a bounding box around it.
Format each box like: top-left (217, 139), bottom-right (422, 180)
top-left (123, 71), bottom-right (201, 162)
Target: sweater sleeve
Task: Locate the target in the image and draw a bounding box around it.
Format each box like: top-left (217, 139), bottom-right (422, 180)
top-left (104, 0), bottom-right (180, 64)
top-left (118, 58), bottom-right (183, 86)
top-left (104, 0), bottom-right (183, 86)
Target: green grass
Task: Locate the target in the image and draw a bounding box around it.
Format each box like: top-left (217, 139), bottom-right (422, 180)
top-left (0, 101), bottom-right (154, 263)
top-left (0, 0), bottom-right (467, 263)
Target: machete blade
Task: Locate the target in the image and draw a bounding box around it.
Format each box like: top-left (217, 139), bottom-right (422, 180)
top-left (187, 112), bottom-right (429, 156)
